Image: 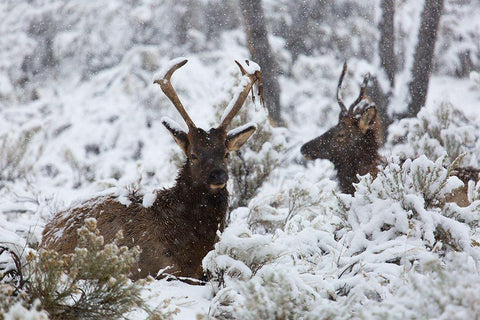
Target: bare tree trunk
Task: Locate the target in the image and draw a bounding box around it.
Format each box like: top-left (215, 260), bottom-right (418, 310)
top-left (285, 0), bottom-right (309, 63)
top-left (405, 0), bottom-right (444, 118)
top-left (369, 0), bottom-right (396, 141)
top-left (379, 0), bottom-right (396, 88)
top-left (239, 0), bottom-right (284, 126)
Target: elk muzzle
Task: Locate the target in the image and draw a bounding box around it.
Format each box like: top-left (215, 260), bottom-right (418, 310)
top-left (301, 137), bottom-right (330, 161)
top-left (208, 169), bottom-right (228, 190)
top-left (300, 143), bottom-right (315, 160)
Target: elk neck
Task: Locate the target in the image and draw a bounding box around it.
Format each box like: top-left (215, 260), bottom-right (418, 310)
top-left (335, 129), bottom-right (381, 195)
top-left (161, 159), bottom-right (229, 224)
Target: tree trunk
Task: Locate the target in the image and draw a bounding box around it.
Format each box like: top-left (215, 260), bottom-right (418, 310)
top-left (369, 0), bottom-right (396, 141)
top-left (239, 0), bottom-right (284, 126)
top-left (406, 0), bottom-right (444, 118)
top-left (285, 0), bottom-right (309, 62)
top-left (378, 0), bottom-right (396, 88)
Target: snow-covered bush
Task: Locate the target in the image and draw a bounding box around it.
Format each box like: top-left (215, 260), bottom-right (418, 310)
top-left (0, 127), bottom-right (42, 187)
top-left (387, 102), bottom-right (480, 167)
top-left (210, 266), bottom-right (318, 320)
top-left (436, 0), bottom-right (480, 76)
top-left (358, 252), bottom-right (480, 320)
top-left (0, 246), bottom-right (37, 320)
top-left (0, 218), bottom-right (178, 319)
top-left (0, 297), bottom-right (47, 320)
top-left (397, 252), bottom-right (480, 320)
top-left (335, 156), bottom-right (475, 254)
top-left (205, 153), bottom-right (480, 318)
top-left (204, 171), bottom-right (339, 317)
top-left (25, 218), bottom-right (145, 319)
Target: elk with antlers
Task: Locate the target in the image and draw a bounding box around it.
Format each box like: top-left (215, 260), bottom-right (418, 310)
top-left (301, 63), bottom-right (384, 195)
top-left (42, 58), bottom-right (262, 280)
top-left (301, 63), bottom-right (479, 205)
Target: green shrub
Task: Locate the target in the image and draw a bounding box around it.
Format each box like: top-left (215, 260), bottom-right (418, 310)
top-left (0, 218), bottom-right (176, 319)
top-left (26, 218), bottom-right (144, 319)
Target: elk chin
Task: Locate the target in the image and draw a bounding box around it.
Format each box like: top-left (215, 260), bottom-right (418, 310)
top-left (209, 183), bottom-right (226, 190)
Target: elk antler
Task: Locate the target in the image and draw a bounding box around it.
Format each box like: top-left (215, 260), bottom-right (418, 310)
top-left (218, 60), bottom-right (262, 130)
top-left (337, 62), bottom-right (348, 115)
top-left (348, 72), bottom-right (370, 114)
top-left (154, 58), bottom-right (197, 129)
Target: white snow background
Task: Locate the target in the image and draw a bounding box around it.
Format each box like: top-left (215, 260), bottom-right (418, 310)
top-left (1, 0), bottom-right (480, 319)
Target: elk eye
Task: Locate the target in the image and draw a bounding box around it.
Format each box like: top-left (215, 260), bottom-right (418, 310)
top-left (190, 154), bottom-right (198, 160)
top-left (224, 152), bottom-right (230, 159)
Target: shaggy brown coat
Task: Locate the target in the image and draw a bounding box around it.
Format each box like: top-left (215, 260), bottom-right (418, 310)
top-left (42, 160), bottom-right (228, 280)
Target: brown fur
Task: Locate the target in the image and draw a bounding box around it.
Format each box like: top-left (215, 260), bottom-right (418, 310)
top-left (445, 167), bottom-right (480, 207)
top-left (42, 159), bottom-right (229, 280)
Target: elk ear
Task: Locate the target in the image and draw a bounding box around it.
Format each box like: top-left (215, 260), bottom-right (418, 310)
top-left (226, 123), bottom-right (257, 151)
top-left (162, 117), bottom-right (189, 154)
top-left (358, 107), bottom-right (377, 134)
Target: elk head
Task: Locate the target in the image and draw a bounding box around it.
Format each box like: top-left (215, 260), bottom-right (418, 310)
top-left (154, 58), bottom-right (259, 192)
top-left (301, 63), bottom-right (383, 194)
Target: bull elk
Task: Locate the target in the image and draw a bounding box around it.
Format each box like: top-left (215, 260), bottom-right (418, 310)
top-left (301, 63), bottom-right (478, 206)
top-left (42, 58), bottom-right (262, 280)
top-left (301, 62), bottom-right (383, 195)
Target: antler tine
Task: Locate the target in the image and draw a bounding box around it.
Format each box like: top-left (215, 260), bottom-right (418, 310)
top-left (154, 58), bottom-right (196, 129)
top-left (218, 60), bottom-right (261, 130)
top-left (235, 60), bottom-right (247, 76)
top-left (348, 72), bottom-right (370, 113)
top-left (337, 62), bottom-right (348, 114)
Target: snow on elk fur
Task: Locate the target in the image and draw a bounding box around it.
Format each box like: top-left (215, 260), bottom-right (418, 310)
top-left (42, 58), bottom-right (261, 280)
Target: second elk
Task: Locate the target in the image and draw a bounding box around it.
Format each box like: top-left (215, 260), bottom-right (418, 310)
top-left (301, 63), bottom-right (479, 206)
top-left (42, 58), bottom-right (261, 280)
top-left (301, 63), bottom-right (383, 195)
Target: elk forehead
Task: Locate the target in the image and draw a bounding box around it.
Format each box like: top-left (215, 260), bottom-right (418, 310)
top-left (188, 128), bottom-right (227, 155)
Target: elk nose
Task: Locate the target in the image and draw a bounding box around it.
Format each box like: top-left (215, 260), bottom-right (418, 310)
top-left (300, 144), bottom-right (313, 160)
top-left (208, 169), bottom-right (228, 186)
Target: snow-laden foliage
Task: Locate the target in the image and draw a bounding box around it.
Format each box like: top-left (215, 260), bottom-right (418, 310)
top-left (358, 252), bottom-right (480, 320)
top-left (205, 155), bottom-right (480, 319)
top-left (0, 298), bottom-right (47, 320)
top-left (336, 156), bottom-right (478, 254)
top-left (437, 0), bottom-right (480, 76)
top-left (0, 127), bottom-right (42, 186)
top-left (26, 219), bottom-right (145, 319)
top-left (0, 218), bottom-right (175, 319)
top-left (387, 102), bottom-right (480, 167)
